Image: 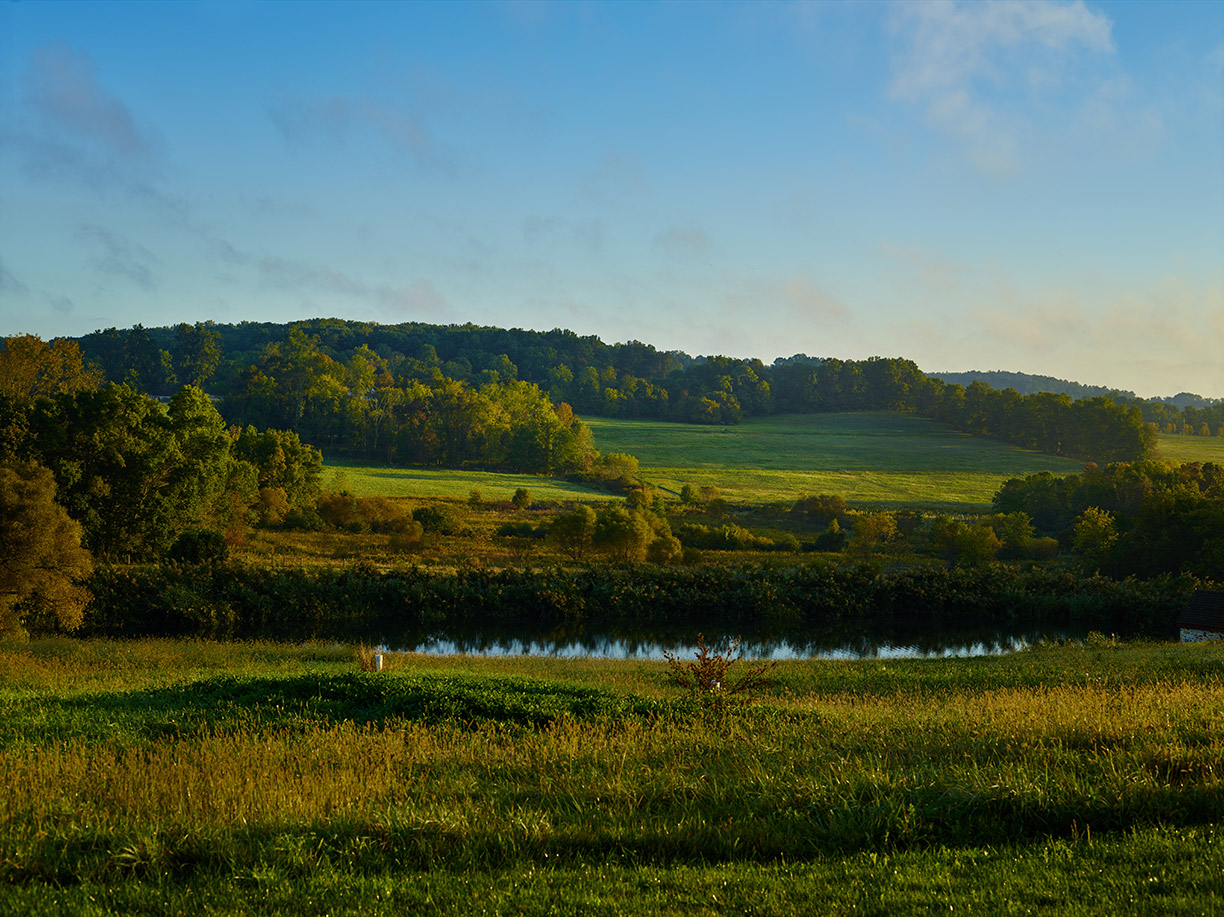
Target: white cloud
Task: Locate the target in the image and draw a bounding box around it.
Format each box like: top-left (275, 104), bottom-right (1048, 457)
top-left (888, 0), bottom-right (1114, 175)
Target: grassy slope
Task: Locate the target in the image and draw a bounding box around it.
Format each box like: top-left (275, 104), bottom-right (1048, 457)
top-left (326, 413), bottom-right (1084, 511)
top-left (1156, 433), bottom-right (1224, 465)
top-left (588, 413), bottom-right (1083, 509)
top-left (0, 638), bottom-right (1221, 916)
top-left (321, 462), bottom-right (609, 502)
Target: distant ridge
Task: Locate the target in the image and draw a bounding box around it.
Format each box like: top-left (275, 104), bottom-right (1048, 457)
top-left (928, 370), bottom-right (1136, 401)
top-left (929, 371), bottom-right (1222, 409)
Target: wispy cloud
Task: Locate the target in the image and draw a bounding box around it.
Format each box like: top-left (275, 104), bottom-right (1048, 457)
top-left (212, 239), bottom-right (452, 321)
top-left (0, 43), bottom-right (179, 211)
top-left (523, 215), bottom-right (605, 254)
top-left (75, 225), bottom-right (160, 291)
top-left (0, 259), bottom-right (31, 299)
top-left (267, 94), bottom-right (451, 171)
top-left (651, 226), bottom-right (712, 260)
top-left (888, 0), bottom-right (1114, 175)
top-left (24, 42), bottom-right (154, 157)
top-left (581, 153), bottom-right (647, 202)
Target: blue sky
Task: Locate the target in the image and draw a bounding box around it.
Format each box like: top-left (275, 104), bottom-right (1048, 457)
top-left (1, 0), bottom-right (1221, 398)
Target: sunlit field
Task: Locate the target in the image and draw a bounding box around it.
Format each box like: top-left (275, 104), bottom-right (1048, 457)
top-left (320, 463), bottom-right (608, 502)
top-left (325, 413), bottom-right (1086, 511)
top-left (590, 413), bottom-right (1083, 509)
top-left (1156, 433), bottom-right (1224, 465)
top-left (0, 638), bottom-right (1221, 915)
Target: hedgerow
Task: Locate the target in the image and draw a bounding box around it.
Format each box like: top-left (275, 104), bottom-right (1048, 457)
top-left (76, 562), bottom-right (1202, 641)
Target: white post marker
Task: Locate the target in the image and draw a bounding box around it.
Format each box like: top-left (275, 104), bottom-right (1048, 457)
top-left (374, 653), bottom-right (384, 672)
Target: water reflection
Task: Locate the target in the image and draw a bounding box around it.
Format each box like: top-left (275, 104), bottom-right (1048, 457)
top-left (384, 624), bottom-right (1081, 661)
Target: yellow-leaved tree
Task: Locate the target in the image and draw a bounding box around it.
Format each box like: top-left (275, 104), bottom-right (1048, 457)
top-left (0, 460), bottom-right (93, 638)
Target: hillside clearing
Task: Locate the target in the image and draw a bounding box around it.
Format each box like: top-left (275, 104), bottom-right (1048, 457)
top-left (324, 413), bottom-right (1083, 510)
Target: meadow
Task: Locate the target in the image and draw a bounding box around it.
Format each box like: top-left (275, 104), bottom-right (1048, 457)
top-left (319, 463), bottom-right (608, 502)
top-left (0, 637), bottom-right (1221, 915)
top-left (1156, 432), bottom-right (1224, 465)
top-left (326, 412), bottom-right (1086, 510)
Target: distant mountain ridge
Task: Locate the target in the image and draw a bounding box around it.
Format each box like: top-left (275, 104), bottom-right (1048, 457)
top-left (928, 370), bottom-right (1221, 408)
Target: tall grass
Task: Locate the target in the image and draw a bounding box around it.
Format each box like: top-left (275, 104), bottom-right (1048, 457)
top-left (1, 640), bottom-right (1221, 901)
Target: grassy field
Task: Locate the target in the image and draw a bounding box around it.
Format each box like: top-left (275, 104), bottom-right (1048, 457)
top-left (0, 638), bottom-right (1221, 915)
top-left (325, 413), bottom-right (1085, 511)
top-left (1156, 433), bottom-right (1224, 465)
top-left (321, 462), bottom-right (609, 502)
top-left (587, 413), bottom-right (1084, 509)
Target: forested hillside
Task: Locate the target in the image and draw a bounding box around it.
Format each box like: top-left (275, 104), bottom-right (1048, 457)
top-left (67, 318), bottom-right (1185, 466)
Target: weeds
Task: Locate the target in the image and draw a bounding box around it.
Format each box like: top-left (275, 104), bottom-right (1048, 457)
top-left (662, 633), bottom-right (778, 706)
top-left (355, 643), bottom-right (380, 672)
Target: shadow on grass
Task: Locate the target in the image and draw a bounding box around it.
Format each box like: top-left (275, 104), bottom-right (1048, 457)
top-left (1, 672), bottom-right (668, 746)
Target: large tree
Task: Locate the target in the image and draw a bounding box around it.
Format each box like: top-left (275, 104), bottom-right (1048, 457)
top-left (29, 384), bottom-right (234, 559)
top-left (0, 460), bottom-right (93, 637)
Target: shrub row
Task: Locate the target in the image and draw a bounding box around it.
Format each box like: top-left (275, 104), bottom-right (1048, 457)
top-left (78, 562), bottom-right (1202, 641)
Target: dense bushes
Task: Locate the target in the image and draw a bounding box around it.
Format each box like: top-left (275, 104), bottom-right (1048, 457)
top-left (78, 562), bottom-right (1199, 641)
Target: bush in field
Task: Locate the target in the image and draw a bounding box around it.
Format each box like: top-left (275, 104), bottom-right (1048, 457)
top-left (317, 494), bottom-right (415, 535)
top-left (674, 522), bottom-right (776, 552)
top-left (593, 505), bottom-right (654, 562)
top-left (511, 487), bottom-right (532, 510)
top-left (167, 528), bottom-right (229, 565)
top-left (550, 505), bottom-right (597, 560)
top-left (849, 513), bottom-right (899, 555)
top-left (412, 504), bottom-right (456, 534)
top-left (988, 512), bottom-right (1037, 559)
top-left (318, 493), bottom-right (364, 532)
top-left (812, 519), bottom-right (846, 552)
top-left (792, 493), bottom-right (848, 526)
top-left (594, 453), bottom-right (640, 489)
top-left (647, 532), bottom-right (683, 564)
top-left (497, 521), bottom-right (545, 539)
top-left (388, 521), bottom-right (425, 553)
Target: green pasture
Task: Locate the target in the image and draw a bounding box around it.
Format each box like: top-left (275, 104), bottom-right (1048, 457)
top-left (320, 463), bottom-right (608, 502)
top-left (588, 413), bottom-right (1084, 509)
top-left (0, 638), bottom-right (1221, 916)
top-left (1156, 433), bottom-right (1224, 465)
top-left (326, 413), bottom-right (1086, 511)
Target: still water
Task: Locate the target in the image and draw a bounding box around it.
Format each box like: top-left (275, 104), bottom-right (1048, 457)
top-left (384, 623), bottom-right (1096, 661)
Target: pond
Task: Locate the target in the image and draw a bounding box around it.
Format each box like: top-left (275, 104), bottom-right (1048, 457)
top-left (382, 622), bottom-right (1104, 661)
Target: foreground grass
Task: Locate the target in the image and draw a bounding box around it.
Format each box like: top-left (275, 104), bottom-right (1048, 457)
top-left (0, 638), bottom-right (1221, 915)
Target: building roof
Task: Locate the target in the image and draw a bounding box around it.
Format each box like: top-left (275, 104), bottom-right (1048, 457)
top-left (1178, 591), bottom-right (1224, 630)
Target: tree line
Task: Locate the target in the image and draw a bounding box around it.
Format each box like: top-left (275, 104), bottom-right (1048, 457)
top-left (72, 319), bottom-right (1174, 464)
top-left (993, 460), bottom-right (1224, 581)
top-left (0, 335), bottom-right (328, 635)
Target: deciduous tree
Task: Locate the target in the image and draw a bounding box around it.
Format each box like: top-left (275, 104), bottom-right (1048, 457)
top-left (0, 460), bottom-right (93, 636)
